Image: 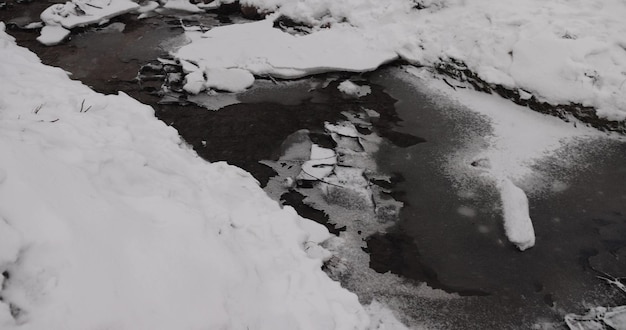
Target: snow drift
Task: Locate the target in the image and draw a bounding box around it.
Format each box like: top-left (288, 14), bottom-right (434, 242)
top-left (0, 23), bottom-right (369, 330)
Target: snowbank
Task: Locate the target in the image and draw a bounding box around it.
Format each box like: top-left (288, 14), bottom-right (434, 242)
top-left (0, 24), bottom-right (369, 329)
top-left (174, 17), bottom-right (398, 92)
top-left (176, 0), bottom-right (626, 121)
top-left (38, 0), bottom-right (139, 45)
top-left (40, 0), bottom-right (139, 29)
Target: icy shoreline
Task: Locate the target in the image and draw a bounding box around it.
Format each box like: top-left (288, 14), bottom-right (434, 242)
top-left (0, 23), bottom-right (376, 329)
top-left (31, 0), bottom-right (626, 130)
top-left (171, 0), bottom-right (626, 131)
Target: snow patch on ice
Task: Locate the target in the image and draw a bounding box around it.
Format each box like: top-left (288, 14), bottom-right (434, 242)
top-left (499, 178), bottom-right (535, 251)
top-left (174, 17), bottom-right (398, 92)
top-left (36, 25), bottom-right (70, 46)
top-left (396, 66), bottom-right (611, 250)
top-left (183, 67), bottom-right (255, 93)
top-left (298, 144), bottom-right (337, 181)
top-left (161, 0), bottom-right (203, 13)
top-left (338, 80), bottom-right (371, 98)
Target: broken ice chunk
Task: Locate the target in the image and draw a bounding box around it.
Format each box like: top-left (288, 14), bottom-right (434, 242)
top-left (297, 144), bottom-right (336, 181)
top-left (325, 121), bottom-right (359, 138)
top-left (322, 167), bottom-right (373, 209)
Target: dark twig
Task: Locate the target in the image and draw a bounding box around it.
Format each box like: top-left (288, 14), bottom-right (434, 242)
top-left (79, 99), bottom-right (92, 113)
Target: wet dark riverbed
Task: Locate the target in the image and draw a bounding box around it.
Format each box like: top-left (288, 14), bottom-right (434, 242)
top-left (2, 4), bottom-right (626, 329)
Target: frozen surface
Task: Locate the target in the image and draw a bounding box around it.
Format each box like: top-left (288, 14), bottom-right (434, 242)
top-left (0, 24), bottom-right (371, 330)
top-left (298, 144), bottom-right (336, 181)
top-left (398, 66), bottom-right (609, 251)
top-left (177, 0), bottom-right (626, 120)
top-left (566, 306), bottom-right (626, 330)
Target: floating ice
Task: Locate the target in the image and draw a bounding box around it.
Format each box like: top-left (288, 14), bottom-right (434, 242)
top-left (298, 144), bottom-right (336, 181)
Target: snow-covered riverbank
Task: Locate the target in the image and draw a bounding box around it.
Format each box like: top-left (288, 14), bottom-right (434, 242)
top-left (173, 0), bottom-right (626, 126)
top-left (0, 24), bottom-right (384, 329)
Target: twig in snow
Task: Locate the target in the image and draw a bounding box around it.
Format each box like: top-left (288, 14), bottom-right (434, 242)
top-left (84, 2), bottom-right (103, 9)
top-left (442, 78), bottom-right (457, 90)
top-left (79, 99), bottom-right (92, 113)
top-left (33, 104), bottom-right (44, 114)
top-left (267, 75), bottom-right (278, 85)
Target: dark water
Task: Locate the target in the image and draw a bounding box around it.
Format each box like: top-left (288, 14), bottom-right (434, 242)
top-left (368, 69), bottom-right (626, 328)
top-left (3, 4), bottom-right (626, 328)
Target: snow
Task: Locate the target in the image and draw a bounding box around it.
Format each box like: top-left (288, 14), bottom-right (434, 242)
top-left (174, 17), bottom-right (398, 91)
top-left (298, 144), bottom-right (336, 181)
top-left (499, 178), bottom-right (535, 251)
top-left (338, 80), bottom-right (371, 98)
top-left (161, 0), bottom-right (203, 13)
top-left (40, 0), bottom-right (139, 29)
top-left (183, 67), bottom-right (255, 93)
top-left (36, 25), bottom-right (70, 46)
top-left (396, 66), bottom-right (608, 251)
top-left (0, 23), bottom-right (371, 329)
top-left (175, 0), bottom-right (626, 120)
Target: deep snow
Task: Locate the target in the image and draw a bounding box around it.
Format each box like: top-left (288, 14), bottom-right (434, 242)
top-left (0, 23), bottom-right (380, 329)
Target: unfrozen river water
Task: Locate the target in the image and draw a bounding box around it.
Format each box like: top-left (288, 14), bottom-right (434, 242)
top-left (3, 4), bottom-right (626, 329)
